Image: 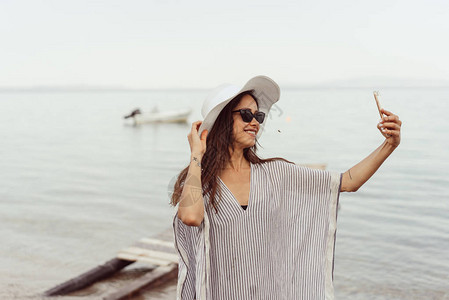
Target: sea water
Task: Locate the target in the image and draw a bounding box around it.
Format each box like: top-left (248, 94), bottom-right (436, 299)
top-left (1, 88), bottom-right (448, 299)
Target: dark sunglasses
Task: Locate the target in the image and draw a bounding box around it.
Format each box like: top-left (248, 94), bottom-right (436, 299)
top-left (232, 109), bottom-right (265, 124)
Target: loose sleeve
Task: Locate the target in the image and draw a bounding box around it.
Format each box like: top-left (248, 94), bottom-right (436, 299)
top-left (173, 212), bottom-right (194, 300)
top-left (264, 160), bottom-right (342, 300)
top-left (173, 210), bottom-right (211, 300)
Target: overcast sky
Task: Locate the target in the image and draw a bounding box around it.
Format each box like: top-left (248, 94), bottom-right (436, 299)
top-left (1, 0), bottom-right (448, 88)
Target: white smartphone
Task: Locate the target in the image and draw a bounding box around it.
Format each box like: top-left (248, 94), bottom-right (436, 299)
top-left (373, 91), bottom-right (383, 118)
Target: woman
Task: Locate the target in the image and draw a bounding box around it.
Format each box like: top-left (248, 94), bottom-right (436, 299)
top-left (170, 76), bottom-right (401, 300)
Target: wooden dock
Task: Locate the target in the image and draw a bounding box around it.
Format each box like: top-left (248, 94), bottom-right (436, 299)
top-left (44, 228), bottom-right (178, 300)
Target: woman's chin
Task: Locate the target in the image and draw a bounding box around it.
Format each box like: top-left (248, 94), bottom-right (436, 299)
top-left (245, 140), bottom-right (256, 148)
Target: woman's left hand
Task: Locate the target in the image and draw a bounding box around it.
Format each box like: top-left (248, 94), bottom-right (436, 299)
top-left (377, 108), bottom-right (402, 148)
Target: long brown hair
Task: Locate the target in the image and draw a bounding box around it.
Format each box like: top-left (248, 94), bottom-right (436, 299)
top-left (170, 91), bottom-right (291, 213)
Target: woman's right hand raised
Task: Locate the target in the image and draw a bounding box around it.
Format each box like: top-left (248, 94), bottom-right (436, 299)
top-left (188, 121), bottom-right (208, 156)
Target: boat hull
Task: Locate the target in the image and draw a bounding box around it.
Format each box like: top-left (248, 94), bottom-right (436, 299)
top-left (126, 108), bottom-right (191, 125)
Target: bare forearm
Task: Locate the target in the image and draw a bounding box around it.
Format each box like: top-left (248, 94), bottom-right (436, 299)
top-left (177, 153), bottom-right (205, 226)
top-left (341, 141), bottom-right (397, 192)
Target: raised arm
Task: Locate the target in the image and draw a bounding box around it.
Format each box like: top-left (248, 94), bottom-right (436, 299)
top-left (340, 109), bottom-right (402, 192)
top-left (177, 121), bottom-right (208, 226)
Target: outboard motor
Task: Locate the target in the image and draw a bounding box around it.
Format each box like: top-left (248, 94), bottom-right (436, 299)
top-left (124, 108), bottom-right (142, 119)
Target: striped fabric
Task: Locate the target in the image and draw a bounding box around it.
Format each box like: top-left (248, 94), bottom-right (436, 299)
top-left (173, 160), bottom-right (342, 300)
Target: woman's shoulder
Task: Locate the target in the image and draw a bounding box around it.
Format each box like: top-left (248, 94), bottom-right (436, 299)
top-left (256, 158), bottom-right (329, 176)
top-left (255, 158), bottom-right (295, 172)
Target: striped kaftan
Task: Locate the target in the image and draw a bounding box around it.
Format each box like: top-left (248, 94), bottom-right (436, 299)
top-left (173, 159), bottom-right (342, 300)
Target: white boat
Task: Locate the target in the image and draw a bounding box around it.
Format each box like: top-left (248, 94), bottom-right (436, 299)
top-left (124, 107), bottom-right (192, 125)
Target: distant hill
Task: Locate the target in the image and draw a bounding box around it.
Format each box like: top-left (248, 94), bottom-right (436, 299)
top-left (1, 77), bottom-right (449, 91)
top-left (309, 77), bottom-right (449, 88)
top-left (0, 85), bottom-right (206, 92)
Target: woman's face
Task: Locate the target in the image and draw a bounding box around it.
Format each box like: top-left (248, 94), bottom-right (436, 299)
top-left (231, 94), bottom-right (260, 150)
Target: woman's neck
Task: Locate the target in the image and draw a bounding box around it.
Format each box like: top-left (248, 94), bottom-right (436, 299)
top-left (224, 148), bottom-right (249, 171)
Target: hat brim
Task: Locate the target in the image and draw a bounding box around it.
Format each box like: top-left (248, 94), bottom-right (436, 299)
top-left (198, 75), bottom-right (280, 139)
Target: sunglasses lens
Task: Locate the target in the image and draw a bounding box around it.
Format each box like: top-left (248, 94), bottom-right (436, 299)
top-left (240, 110), bottom-right (254, 122)
top-left (255, 112), bottom-right (265, 124)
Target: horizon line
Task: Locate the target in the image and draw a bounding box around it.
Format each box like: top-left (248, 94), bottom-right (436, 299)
top-left (2, 84), bottom-right (449, 92)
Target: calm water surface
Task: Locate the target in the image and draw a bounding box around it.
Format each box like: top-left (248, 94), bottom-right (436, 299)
top-left (1, 88), bottom-right (448, 299)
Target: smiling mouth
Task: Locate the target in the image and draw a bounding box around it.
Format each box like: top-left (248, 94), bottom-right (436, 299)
top-left (245, 130), bottom-right (257, 137)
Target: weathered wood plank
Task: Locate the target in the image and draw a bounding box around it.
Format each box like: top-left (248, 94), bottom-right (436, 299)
top-left (44, 258), bottom-right (135, 296)
top-left (103, 263), bottom-right (178, 300)
top-left (118, 247), bottom-right (178, 263)
top-left (117, 253), bottom-right (173, 266)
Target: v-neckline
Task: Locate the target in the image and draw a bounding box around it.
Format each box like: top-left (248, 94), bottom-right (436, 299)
top-left (218, 162), bottom-right (253, 211)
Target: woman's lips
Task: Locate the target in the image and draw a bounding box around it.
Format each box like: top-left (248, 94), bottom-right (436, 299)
top-left (245, 130), bottom-right (257, 137)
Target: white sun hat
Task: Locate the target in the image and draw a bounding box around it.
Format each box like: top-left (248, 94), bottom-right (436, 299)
top-left (198, 75), bottom-right (280, 138)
